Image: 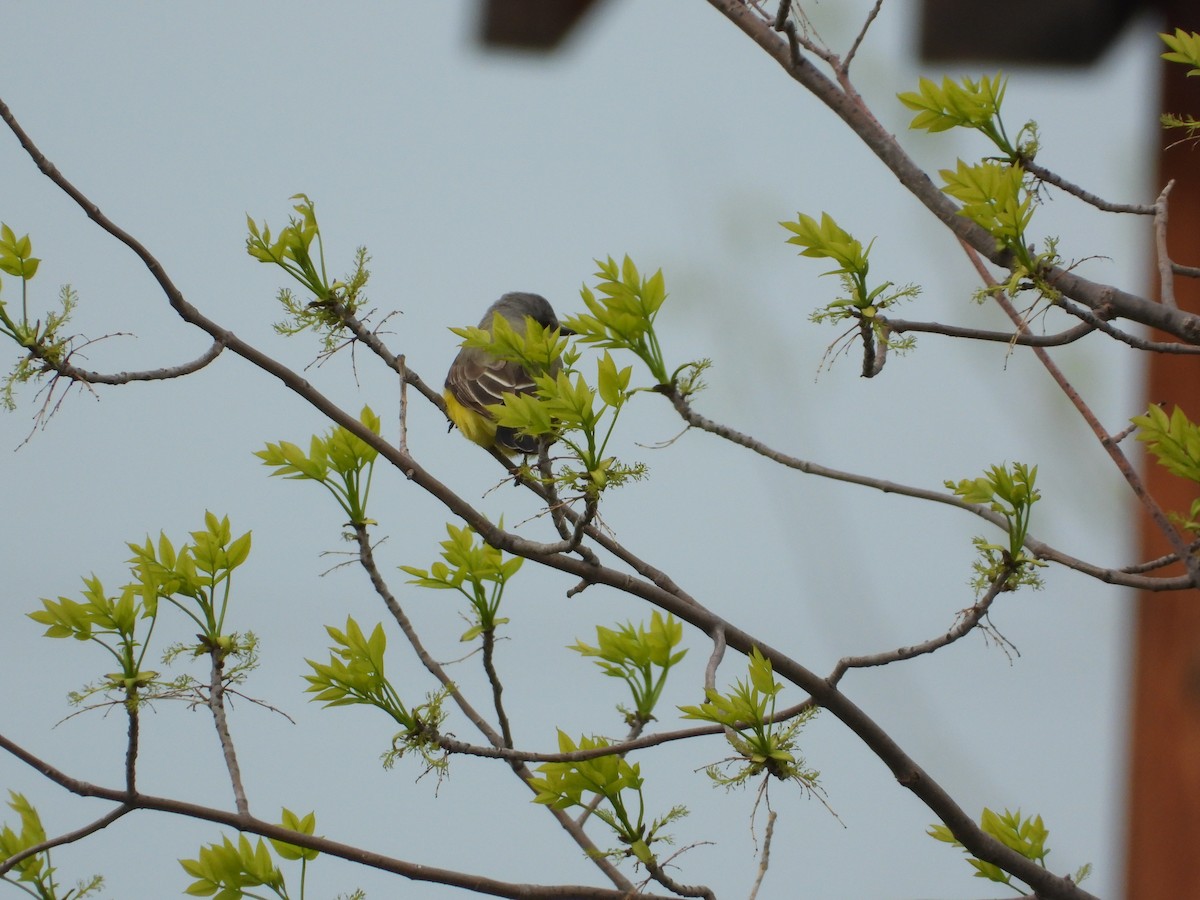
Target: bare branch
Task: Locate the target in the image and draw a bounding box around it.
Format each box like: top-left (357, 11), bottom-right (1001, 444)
top-left (0, 732), bottom-right (671, 900)
top-left (843, 0), bottom-right (884, 73)
top-left (1024, 158), bottom-right (1156, 215)
top-left (481, 629), bottom-right (514, 749)
top-left (0, 804), bottom-right (133, 879)
top-left (827, 567), bottom-right (1015, 687)
top-left (1155, 180), bottom-right (1178, 309)
top-left (660, 384), bottom-right (1187, 591)
top-left (881, 315), bottom-right (1096, 347)
top-left (643, 858), bottom-right (715, 900)
top-left (49, 339), bottom-right (226, 385)
top-left (746, 808), bottom-right (777, 900)
top-left (208, 649), bottom-right (250, 816)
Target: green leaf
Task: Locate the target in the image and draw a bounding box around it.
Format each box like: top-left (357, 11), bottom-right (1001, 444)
top-left (1162, 28), bottom-right (1200, 74)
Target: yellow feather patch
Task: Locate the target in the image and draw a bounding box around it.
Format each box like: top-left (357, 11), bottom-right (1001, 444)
top-left (443, 388), bottom-right (498, 448)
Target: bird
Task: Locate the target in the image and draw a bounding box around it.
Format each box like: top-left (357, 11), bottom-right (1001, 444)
top-left (443, 292), bottom-right (573, 454)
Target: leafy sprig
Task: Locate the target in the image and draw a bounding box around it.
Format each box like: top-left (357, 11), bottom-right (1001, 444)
top-left (0, 226), bottom-right (76, 410)
top-left (929, 807), bottom-right (1091, 891)
top-left (569, 612), bottom-right (687, 727)
top-left (946, 463), bottom-right (1045, 593)
top-left (303, 617), bottom-right (448, 770)
top-left (246, 194), bottom-right (371, 351)
top-left (1132, 404), bottom-right (1200, 532)
top-left (781, 212), bottom-right (918, 355)
top-left (679, 648), bottom-right (819, 789)
top-left (528, 732), bottom-right (687, 864)
top-left (565, 256), bottom-right (671, 386)
top-left (400, 523), bottom-right (523, 641)
top-left (179, 809), bottom-right (329, 900)
top-left (256, 405), bottom-right (380, 525)
top-left (899, 74), bottom-right (1037, 162)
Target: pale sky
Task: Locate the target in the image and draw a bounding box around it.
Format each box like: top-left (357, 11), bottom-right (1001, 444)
top-left (0, 3), bottom-right (1163, 898)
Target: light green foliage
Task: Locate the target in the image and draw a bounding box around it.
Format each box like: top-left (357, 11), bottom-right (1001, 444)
top-left (1132, 404), bottom-right (1200, 531)
top-left (1132, 404), bottom-right (1200, 483)
top-left (569, 611), bottom-right (687, 726)
top-left (268, 809), bottom-right (319, 863)
top-left (303, 616), bottom-right (447, 769)
top-left (452, 308), bottom-right (572, 378)
top-left (28, 573), bottom-right (160, 703)
top-left (304, 617), bottom-right (406, 721)
top-left (679, 648), bottom-right (819, 789)
top-left (400, 522), bottom-right (523, 641)
top-left (180, 833), bottom-right (287, 898)
top-left (1161, 28), bottom-right (1200, 74)
top-left (246, 194), bottom-right (371, 351)
top-left (941, 160), bottom-right (1031, 247)
top-left (521, 352), bottom-right (645, 497)
top-left (0, 225), bottom-right (76, 410)
top-left (938, 159), bottom-right (1057, 289)
top-left (564, 256), bottom-right (671, 386)
top-left (1160, 30), bottom-right (1200, 140)
top-left (898, 74), bottom-right (1037, 161)
top-left (929, 807), bottom-right (1090, 890)
top-left (256, 405), bottom-right (380, 525)
top-left (27, 513), bottom-right (257, 709)
top-left (528, 732), bottom-right (687, 864)
top-left (898, 74), bottom-right (1057, 296)
top-left (781, 212), bottom-right (919, 354)
top-left (126, 512), bottom-right (253, 652)
top-left (179, 809), bottom-right (325, 899)
top-left (0, 792), bottom-right (104, 899)
top-left (945, 463), bottom-right (1045, 593)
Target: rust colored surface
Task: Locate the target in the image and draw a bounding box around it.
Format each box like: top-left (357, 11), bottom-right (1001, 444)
top-left (1127, 8), bottom-right (1200, 897)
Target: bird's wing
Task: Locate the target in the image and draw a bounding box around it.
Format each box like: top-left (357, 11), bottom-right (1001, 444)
top-left (445, 346), bottom-right (537, 415)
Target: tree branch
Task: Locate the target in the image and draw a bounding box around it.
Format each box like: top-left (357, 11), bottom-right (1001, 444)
top-left (207, 648), bottom-right (250, 816)
top-left (0, 732), bottom-right (669, 900)
top-left (827, 566), bottom-right (1014, 687)
top-left (703, 1), bottom-right (1200, 345)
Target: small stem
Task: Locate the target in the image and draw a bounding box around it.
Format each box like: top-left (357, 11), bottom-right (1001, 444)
top-left (209, 649), bottom-right (250, 816)
top-left (481, 629), bottom-right (514, 749)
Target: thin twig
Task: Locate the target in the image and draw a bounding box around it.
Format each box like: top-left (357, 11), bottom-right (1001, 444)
top-left (1023, 158), bottom-right (1156, 215)
top-left (661, 384), bottom-right (1188, 592)
top-left (208, 649), bottom-right (250, 816)
top-left (125, 699), bottom-right (138, 793)
top-left (1155, 180), bottom-right (1178, 309)
top-left (842, 0), bottom-right (884, 73)
top-left (704, 626), bottom-right (726, 694)
top-left (643, 858), bottom-right (716, 900)
top-left (1058, 295), bottom-right (1200, 353)
top-left (0, 804), bottom-right (133, 878)
top-left (746, 809), bottom-right (777, 900)
top-left (481, 629), bottom-right (514, 749)
top-left (827, 566), bottom-right (1015, 686)
top-left (881, 315), bottom-right (1096, 347)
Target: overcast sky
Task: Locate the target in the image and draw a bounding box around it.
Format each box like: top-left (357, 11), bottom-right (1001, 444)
top-left (0, 3), bottom-right (1164, 898)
